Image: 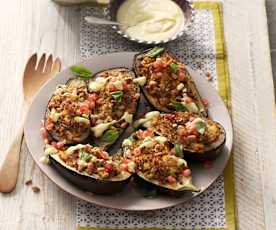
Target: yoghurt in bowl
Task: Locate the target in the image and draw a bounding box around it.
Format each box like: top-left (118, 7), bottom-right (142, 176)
top-left (109, 0), bottom-right (193, 44)
top-left (117, 0), bottom-right (185, 42)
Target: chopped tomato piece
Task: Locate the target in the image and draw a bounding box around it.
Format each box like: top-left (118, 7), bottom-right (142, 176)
top-left (51, 141), bottom-right (58, 149)
top-left (123, 82), bottom-right (131, 90)
top-left (153, 59), bottom-right (167, 72)
top-left (187, 127), bottom-right (197, 135)
top-left (104, 163), bottom-right (113, 172)
top-left (177, 127), bottom-right (187, 137)
top-left (79, 103), bottom-right (90, 114)
top-left (178, 71), bottom-right (186, 81)
top-left (85, 99), bottom-right (95, 110)
top-left (142, 129), bottom-right (153, 138)
top-left (167, 176), bottom-right (177, 184)
top-left (121, 163), bottom-right (129, 172)
top-left (99, 151), bottom-right (109, 160)
top-left (182, 169), bottom-right (191, 177)
top-left (88, 93), bottom-right (98, 102)
top-left (107, 83), bottom-right (117, 92)
top-left (87, 162), bottom-right (94, 175)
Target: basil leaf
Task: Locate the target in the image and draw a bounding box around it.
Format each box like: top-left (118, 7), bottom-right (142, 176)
top-left (175, 144), bottom-right (184, 158)
top-left (101, 129), bottom-right (119, 143)
top-left (111, 91), bottom-right (123, 102)
top-left (80, 151), bottom-right (92, 162)
top-left (170, 63), bottom-right (178, 73)
top-left (128, 135), bottom-right (134, 141)
top-left (70, 65), bottom-right (92, 78)
top-left (146, 47), bottom-right (165, 58)
top-left (169, 100), bottom-right (188, 111)
top-left (195, 121), bottom-right (206, 134)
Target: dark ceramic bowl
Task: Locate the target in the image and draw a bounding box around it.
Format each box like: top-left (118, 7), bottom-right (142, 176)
top-left (108, 0), bottom-right (193, 45)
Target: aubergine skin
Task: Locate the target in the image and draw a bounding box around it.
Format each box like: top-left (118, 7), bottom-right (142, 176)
top-left (133, 174), bottom-right (197, 197)
top-left (45, 78), bottom-right (90, 144)
top-left (133, 48), bottom-right (207, 117)
top-left (149, 112), bottom-right (226, 161)
top-left (182, 123), bottom-right (226, 161)
top-left (183, 137), bottom-right (226, 161)
top-left (49, 155), bottom-right (131, 195)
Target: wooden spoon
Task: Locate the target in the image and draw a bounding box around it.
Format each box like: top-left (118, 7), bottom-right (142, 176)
top-left (0, 54), bottom-right (61, 193)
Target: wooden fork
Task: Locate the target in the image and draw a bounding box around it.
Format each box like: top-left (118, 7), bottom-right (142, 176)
top-left (0, 54), bottom-right (61, 193)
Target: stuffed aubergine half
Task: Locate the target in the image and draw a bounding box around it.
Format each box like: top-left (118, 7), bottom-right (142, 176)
top-left (122, 129), bottom-right (199, 194)
top-left (134, 47), bottom-right (207, 116)
top-left (147, 111), bottom-right (226, 161)
top-left (44, 78), bottom-right (91, 144)
top-left (88, 68), bottom-right (140, 148)
top-left (44, 143), bottom-right (134, 194)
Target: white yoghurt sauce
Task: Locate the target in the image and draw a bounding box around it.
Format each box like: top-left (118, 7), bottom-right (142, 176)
top-left (117, 0), bottom-right (185, 42)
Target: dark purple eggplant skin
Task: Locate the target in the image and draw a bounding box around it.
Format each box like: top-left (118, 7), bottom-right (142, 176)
top-left (92, 67), bottom-right (136, 78)
top-left (182, 123), bottom-right (226, 161)
top-left (89, 67), bottom-right (141, 150)
top-left (132, 174), bottom-right (198, 197)
top-left (44, 78), bottom-right (90, 144)
top-left (133, 48), bottom-right (208, 117)
top-left (49, 155), bottom-right (131, 195)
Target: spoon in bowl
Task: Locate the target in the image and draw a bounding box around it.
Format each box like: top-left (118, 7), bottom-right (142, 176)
top-left (85, 16), bottom-right (130, 27)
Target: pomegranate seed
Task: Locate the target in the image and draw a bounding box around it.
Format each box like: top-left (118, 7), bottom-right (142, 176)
top-left (87, 162), bottom-right (94, 175)
top-left (56, 141), bottom-right (65, 150)
top-left (104, 163), bottom-right (113, 172)
top-left (79, 103), bottom-right (90, 114)
top-left (205, 72), bottom-right (212, 81)
top-left (202, 98), bottom-right (209, 106)
top-left (167, 176), bottom-right (177, 184)
top-left (183, 169), bottom-right (191, 177)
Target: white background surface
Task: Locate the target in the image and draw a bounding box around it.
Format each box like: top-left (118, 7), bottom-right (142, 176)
top-left (0, 0), bottom-right (275, 229)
